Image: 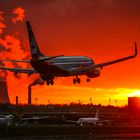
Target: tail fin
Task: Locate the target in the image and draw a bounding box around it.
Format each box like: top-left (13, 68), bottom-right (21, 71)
top-left (26, 21), bottom-right (45, 60)
top-left (95, 109), bottom-right (99, 118)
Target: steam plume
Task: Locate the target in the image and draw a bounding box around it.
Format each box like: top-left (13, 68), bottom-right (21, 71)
top-left (29, 78), bottom-right (44, 87)
top-left (0, 11), bottom-right (6, 34)
top-left (11, 7), bottom-right (25, 23)
top-left (0, 7), bottom-right (38, 104)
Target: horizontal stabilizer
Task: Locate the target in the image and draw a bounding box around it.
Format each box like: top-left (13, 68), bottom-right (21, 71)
top-left (0, 67), bottom-right (37, 74)
top-left (0, 60), bottom-right (30, 63)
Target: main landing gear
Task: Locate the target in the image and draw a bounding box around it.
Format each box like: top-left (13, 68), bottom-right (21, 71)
top-left (46, 79), bottom-right (54, 86)
top-left (73, 76), bottom-right (81, 84)
top-left (41, 75), bottom-right (54, 86)
top-left (73, 76), bottom-right (91, 84)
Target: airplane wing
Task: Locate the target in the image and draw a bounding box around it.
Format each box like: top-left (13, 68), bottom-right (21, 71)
top-left (65, 120), bottom-right (77, 123)
top-left (20, 116), bottom-right (49, 121)
top-left (0, 60), bottom-right (30, 63)
top-left (0, 67), bottom-right (37, 74)
top-left (94, 42), bottom-right (137, 69)
top-left (97, 120), bottom-right (113, 123)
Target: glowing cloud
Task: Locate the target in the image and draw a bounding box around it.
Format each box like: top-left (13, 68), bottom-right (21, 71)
top-left (11, 7), bottom-right (25, 23)
top-left (0, 7), bottom-right (36, 103)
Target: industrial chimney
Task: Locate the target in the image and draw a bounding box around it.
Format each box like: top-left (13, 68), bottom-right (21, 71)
top-left (0, 81), bottom-right (10, 104)
top-left (28, 85), bottom-right (32, 105)
top-left (28, 78), bottom-right (44, 105)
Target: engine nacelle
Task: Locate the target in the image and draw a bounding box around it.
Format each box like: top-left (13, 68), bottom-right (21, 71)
top-left (86, 68), bottom-right (100, 78)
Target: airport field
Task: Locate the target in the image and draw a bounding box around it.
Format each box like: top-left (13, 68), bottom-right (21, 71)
top-left (1, 125), bottom-right (140, 139)
top-left (1, 104), bottom-right (140, 139)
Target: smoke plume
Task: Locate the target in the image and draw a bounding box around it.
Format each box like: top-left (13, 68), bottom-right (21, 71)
top-left (0, 11), bottom-right (6, 35)
top-left (11, 7), bottom-right (25, 23)
top-left (29, 78), bottom-right (44, 87)
top-left (0, 7), bottom-right (39, 104)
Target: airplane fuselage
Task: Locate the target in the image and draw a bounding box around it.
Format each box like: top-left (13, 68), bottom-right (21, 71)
top-left (31, 56), bottom-right (95, 77)
top-left (77, 117), bottom-right (99, 125)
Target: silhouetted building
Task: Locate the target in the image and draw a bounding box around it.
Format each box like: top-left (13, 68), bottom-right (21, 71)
top-left (128, 97), bottom-right (140, 112)
top-left (0, 81), bottom-right (10, 104)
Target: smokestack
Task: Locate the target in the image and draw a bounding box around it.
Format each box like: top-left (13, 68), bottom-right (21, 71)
top-left (28, 78), bottom-right (44, 105)
top-left (16, 96), bottom-right (18, 106)
top-left (0, 81), bottom-right (10, 104)
top-left (28, 86), bottom-right (32, 105)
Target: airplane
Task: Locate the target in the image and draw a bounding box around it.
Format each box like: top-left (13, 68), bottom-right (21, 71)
top-left (67, 109), bottom-right (112, 126)
top-left (0, 114), bottom-right (50, 126)
top-left (17, 115), bottom-right (65, 125)
top-left (0, 115), bottom-right (14, 127)
top-left (0, 21), bottom-right (138, 85)
top-left (17, 115), bottom-right (50, 125)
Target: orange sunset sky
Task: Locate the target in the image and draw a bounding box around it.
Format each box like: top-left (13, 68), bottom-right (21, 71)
top-left (0, 0), bottom-right (140, 106)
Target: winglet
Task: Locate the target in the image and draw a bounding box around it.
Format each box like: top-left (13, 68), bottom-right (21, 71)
top-left (134, 41), bottom-right (138, 57)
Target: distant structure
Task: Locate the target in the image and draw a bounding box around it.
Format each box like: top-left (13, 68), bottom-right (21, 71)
top-left (16, 96), bottom-right (18, 106)
top-left (28, 85), bottom-right (32, 105)
top-left (28, 78), bottom-right (44, 105)
top-left (0, 81), bottom-right (10, 104)
top-left (128, 97), bottom-right (140, 112)
top-left (115, 99), bottom-right (117, 107)
top-left (109, 98), bottom-right (111, 106)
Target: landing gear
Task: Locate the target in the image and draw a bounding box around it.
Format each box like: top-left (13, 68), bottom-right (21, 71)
top-left (40, 75), bottom-right (54, 86)
top-left (87, 78), bottom-right (90, 82)
top-left (77, 78), bottom-right (81, 84)
top-left (73, 78), bottom-right (77, 84)
top-left (46, 79), bottom-right (54, 86)
top-left (73, 76), bottom-right (81, 84)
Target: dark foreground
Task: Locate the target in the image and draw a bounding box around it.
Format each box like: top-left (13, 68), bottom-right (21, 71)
top-left (1, 104), bottom-right (140, 139)
top-left (1, 125), bottom-right (140, 140)
top-left (2, 134), bottom-right (140, 140)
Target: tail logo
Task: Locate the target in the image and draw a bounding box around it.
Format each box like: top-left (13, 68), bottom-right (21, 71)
top-left (30, 36), bottom-right (37, 54)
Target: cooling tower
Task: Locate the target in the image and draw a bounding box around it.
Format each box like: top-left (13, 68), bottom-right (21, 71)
top-left (0, 81), bottom-right (10, 104)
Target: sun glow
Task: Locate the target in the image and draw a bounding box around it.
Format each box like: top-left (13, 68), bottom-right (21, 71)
top-left (128, 90), bottom-right (140, 97)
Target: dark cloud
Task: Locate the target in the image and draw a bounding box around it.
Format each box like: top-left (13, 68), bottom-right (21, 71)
top-left (0, 0), bottom-right (140, 22)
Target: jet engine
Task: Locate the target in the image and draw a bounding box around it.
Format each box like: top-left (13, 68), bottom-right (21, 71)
top-left (86, 68), bottom-right (100, 78)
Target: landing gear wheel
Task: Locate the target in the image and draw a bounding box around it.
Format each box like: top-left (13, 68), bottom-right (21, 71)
top-left (73, 78), bottom-right (77, 84)
top-left (77, 78), bottom-right (81, 84)
top-left (73, 77), bottom-right (81, 84)
top-left (46, 81), bottom-right (50, 85)
top-left (87, 78), bottom-right (90, 82)
top-left (50, 79), bottom-right (54, 85)
top-left (46, 79), bottom-right (54, 86)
